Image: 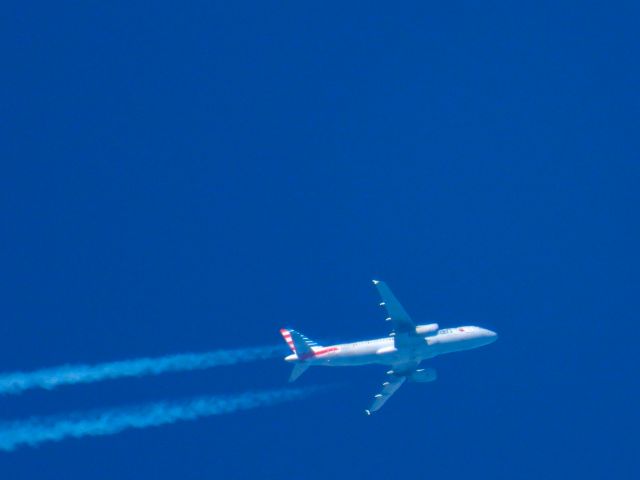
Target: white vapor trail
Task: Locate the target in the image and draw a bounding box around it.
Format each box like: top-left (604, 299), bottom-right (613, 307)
top-left (0, 345), bottom-right (285, 396)
top-left (0, 385), bottom-right (324, 451)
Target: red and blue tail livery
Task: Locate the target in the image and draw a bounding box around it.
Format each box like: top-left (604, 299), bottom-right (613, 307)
top-left (279, 328), bottom-right (318, 357)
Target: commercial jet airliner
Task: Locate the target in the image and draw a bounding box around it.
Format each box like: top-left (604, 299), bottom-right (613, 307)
top-left (280, 280), bottom-right (498, 414)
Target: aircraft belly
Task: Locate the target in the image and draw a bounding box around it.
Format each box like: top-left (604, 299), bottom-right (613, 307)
top-left (324, 353), bottom-right (381, 366)
top-left (323, 357), bottom-right (378, 366)
top-left (311, 340), bottom-right (442, 367)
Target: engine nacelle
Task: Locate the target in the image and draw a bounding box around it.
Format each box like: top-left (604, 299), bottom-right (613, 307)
top-left (415, 323), bottom-right (439, 335)
top-left (409, 367), bottom-right (437, 383)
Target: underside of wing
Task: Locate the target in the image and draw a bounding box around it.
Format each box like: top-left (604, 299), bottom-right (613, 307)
top-left (365, 361), bottom-right (421, 415)
top-left (372, 280), bottom-right (414, 332)
top-left (365, 376), bottom-right (406, 415)
top-left (372, 280), bottom-right (422, 349)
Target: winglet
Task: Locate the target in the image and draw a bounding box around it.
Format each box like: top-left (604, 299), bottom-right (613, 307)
top-left (364, 409), bottom-right (372, 416)
top-left (372, 279), bottom-right (380, 285)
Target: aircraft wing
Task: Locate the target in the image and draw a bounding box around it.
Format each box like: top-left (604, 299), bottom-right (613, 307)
top-left (372, 280), bottom-right (414, 332)
top-left (365, 376), bottom-right (406, 415)
top-left (372, 280), bottom-right (421, 348)
top-left (365, 361), bottom-right (420, 415)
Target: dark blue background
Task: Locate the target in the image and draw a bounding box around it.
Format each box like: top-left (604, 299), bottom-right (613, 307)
top-left (1, 2), bottom-right (638, 479)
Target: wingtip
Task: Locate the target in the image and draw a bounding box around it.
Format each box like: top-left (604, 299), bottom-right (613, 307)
top-left (364, 409), bottom-right (371, 416)
top-left (372, 279), bottom-right (380, 285)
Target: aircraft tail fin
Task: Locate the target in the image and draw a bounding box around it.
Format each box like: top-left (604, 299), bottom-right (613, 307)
top-left (279, 328), bottom-right (321, 359)
top-left (280, 328), bottom-right (322, 383)
top-left (288, 363), bottom-right (310, 382)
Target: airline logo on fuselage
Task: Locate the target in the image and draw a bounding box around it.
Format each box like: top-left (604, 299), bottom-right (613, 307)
top-left (299, 347), bottom-right (339, 361)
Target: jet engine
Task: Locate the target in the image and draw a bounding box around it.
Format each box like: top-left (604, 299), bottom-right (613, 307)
top-left (415, 323), bottom-right (439, 335)
top-left (409, 367), bottom-right (437, 383)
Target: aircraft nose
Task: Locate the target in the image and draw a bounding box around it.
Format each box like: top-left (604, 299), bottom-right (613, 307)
top-left (485, 329), bottom-right (498, 341)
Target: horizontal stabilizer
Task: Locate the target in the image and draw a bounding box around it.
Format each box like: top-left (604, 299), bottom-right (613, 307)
top-left (288, 363), bottom-right (310, 382)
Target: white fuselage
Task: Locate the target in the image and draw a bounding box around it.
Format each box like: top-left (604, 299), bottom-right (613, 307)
top-left (285, 325), bottom-right (498, 367)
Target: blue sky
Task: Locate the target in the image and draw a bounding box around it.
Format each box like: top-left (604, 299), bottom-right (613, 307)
top-left (1, 1), bottom-right (638, 478)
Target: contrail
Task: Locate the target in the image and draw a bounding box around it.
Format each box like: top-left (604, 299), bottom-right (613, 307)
top-left (0, 385), bottom-right (326, 451)
top-left (0, 345), bottom-right (285, 396)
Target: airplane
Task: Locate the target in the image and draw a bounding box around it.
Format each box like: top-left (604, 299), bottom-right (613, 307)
top-left (280, 280), bottom-right (498, 414)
